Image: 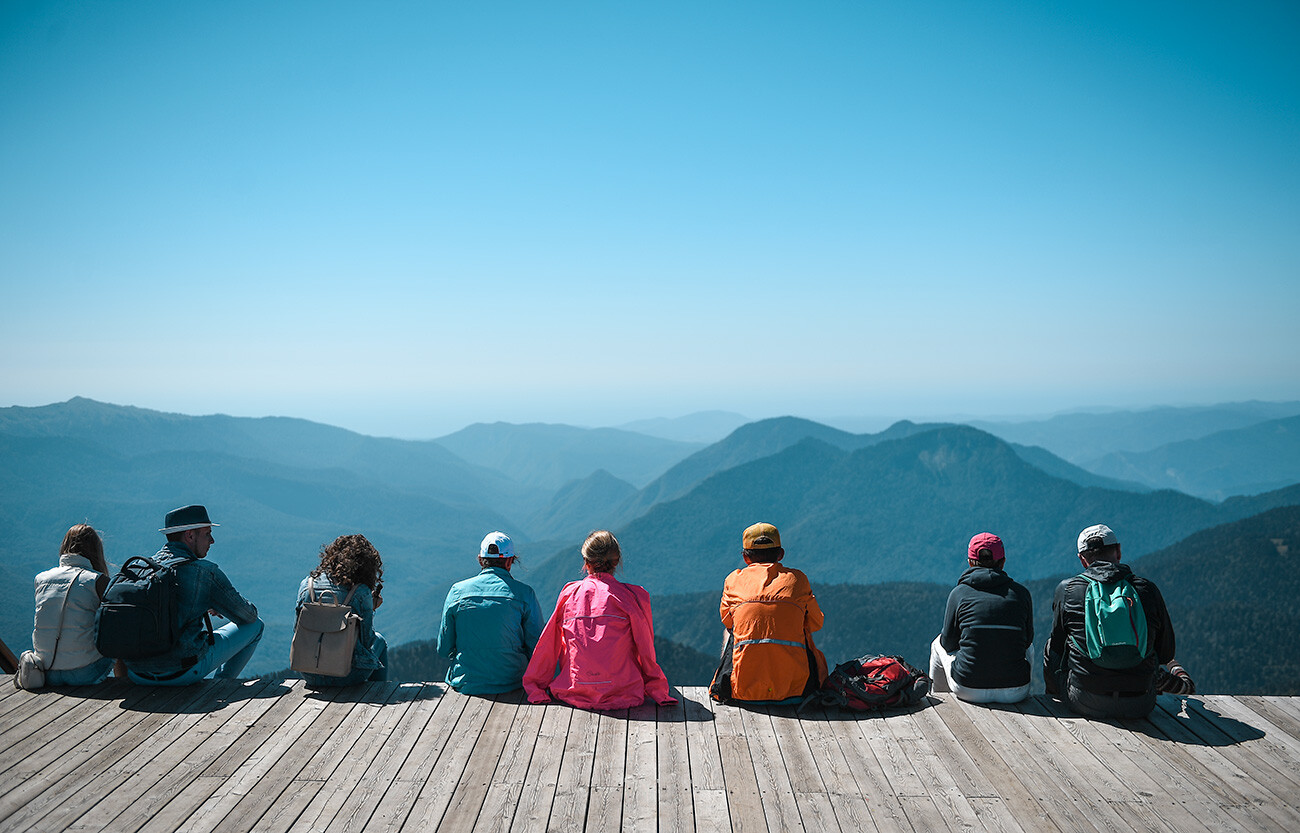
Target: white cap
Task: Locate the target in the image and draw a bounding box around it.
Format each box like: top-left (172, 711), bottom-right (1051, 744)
top-left (1077, 523), bottom-right (1119, 554)
top-left (479, 531), bottom-right (515, 560)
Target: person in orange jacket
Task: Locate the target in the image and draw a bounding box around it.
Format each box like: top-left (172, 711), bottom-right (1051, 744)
top-left (709, 522), bottom-right (828, 704)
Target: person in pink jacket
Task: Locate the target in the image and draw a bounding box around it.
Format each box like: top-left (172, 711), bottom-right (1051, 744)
top-left (523, 530), bottom-right (677, 709)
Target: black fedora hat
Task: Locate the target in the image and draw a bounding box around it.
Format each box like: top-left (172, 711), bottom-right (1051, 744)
top-left (159, 504), bottom-right (220, 534)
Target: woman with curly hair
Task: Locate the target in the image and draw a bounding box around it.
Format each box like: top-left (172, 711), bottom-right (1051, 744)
top-left (296, 534), bottom-right (387, 686)
top-left (523, 530), bottom-right (675, 709)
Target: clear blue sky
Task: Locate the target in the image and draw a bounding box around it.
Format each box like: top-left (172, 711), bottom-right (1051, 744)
top-left (3, 1), bottom-right (1297, 437)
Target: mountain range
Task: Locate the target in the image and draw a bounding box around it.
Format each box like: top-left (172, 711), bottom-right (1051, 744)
top-left (2, 396), bottom-right (1298, 684)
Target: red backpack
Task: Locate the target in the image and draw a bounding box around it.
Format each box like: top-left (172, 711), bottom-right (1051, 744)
top-left (800, 654), bottom-right (931, 712)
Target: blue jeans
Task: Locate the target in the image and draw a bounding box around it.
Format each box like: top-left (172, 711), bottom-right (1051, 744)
top-left (128, 619), bottom-right (265, 686)
top-left (46, 656), bottom-right (115, 686)
top-left (304, 632), bottom-right (388, 687)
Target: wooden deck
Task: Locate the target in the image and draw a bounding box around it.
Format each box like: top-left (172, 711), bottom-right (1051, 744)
top-left (2, 679), bottom-right (1299, 833)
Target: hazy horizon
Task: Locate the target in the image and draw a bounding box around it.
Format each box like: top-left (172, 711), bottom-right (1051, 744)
top-left (4, 3), bottom-right (1297, 437)
top-left (4, 393), bottom-right (1298, 443)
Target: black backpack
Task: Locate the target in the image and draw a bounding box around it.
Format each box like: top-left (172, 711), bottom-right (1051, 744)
top-left (95, 555), bottom-right (202, 660)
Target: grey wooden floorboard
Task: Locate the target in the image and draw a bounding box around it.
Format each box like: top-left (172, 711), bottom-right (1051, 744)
top-left (508, 702), bottom-right (570, 832)
top-left (711, 694), bottom-right (767, 833)
top-left (0, 682), bottom-right (226, 833)
top-left (656, 693), bottom-right (695, 833)
top-left (356, 683), bottom-right (469, 833)
top-left (546, 703), bottom-right (599, 832)
top-left (400, 689), bottom-right (495, 831)
top-left (1127, 700), bottom-right (1291, 833)
top-left (682, 687), bottom-right (731, 833)
top-left (435, 692), bottom-right (523, 833)
top-left (131, 681), bottom-right (334, 833)
top-left (1036, 694), bottom-right (1248, 833)
top-left (622, 700), bottom-right (659, 833)
top-left (584, 705), bottom-right (629, 833)
top-left (72, 679), bottom-right (302, 833)
top-left (795, 705), bottom-right (878, 833)
top-left (470, 691), bottom-right (547, 833)
top-left (6, 678), bottom-right (1300, 833)
top-left (924, 695), bottom-right (1057, 833)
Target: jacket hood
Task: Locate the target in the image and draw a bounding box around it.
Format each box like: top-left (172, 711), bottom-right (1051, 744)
top-left (958, 566), bottom-right (1013, 591)
top-left (1083, 560), bottom-right (1132, 583)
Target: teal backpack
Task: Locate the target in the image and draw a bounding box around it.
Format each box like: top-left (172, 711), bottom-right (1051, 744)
top-left (1072, 574), bottom-right (1148, 669)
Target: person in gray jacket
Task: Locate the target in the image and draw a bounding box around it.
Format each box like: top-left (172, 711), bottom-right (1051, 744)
top-left (930, 533), bottom-right (1034, 704)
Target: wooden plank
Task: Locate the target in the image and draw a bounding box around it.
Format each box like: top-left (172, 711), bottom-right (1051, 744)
top-left (711, 699), bottom-right (766, 833)
top-left (1198, 695), bottom-right (1300, 785)
top-left (130, 682), bottom-right (342, 833)
top-left (70, 679), bottom-right (304, 833)
top-left (1125, 702), bottom-right (1291, 833)
top-left (1237, 696), bottom-right (1300, 745)
top-left (586, 706), bottom-right (629, 833)
top-left (399, 690), bottom-right (495, 830)
top-left (767, 706), bottom-right (841, 833)
top-left (1034, 694), bottom-right (1238, 833)
top-left (215, 683), bottom-right (418, 833)
top-left (0, 682), bottom-right (131, 775)
top-left (881, 705), bottom-right (973, 833)
top-left (329, 684), bottom-right (449, 833)
top-left (924, 696), bottom-right (1058, 833)
top-left (793, 706), bottom-right (877, 833)
top-left (995, 698), bottom-right (1174, 833)
top-left (436, 693), bottom-right (522, 833)
top-left (740, 706), bottom-right (804, 833)
top-left (286, 684), bottom-right (426, 833)
top-left (824, 710), bottom-right (911, 833)
top-left (1152, 697), bottom-right (1300, 817)
top-left (657, 694), bottom-right (694, 833)
top-left (187, 683), bottom-right (354, 833)
top-left (681, 688), bottom-right (731, 833)
top-left (953, 699), bottom-right (1104, 833)
top-left (470, 691), bottom-right (547, 833)
top-left (622, 700), bottom-right (659, 833)
top-left (365, 684), bottom-right (470, 832)
top-left (509, 703), bottom-right (571, 832)
top-left (902, 700), bottom-right (1026, 833)
top-left (546, 704), bottom-right (599, 833)
top-left (0, 683), bottom-right (230, 833)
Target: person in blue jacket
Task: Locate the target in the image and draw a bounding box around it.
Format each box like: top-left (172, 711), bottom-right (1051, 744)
top-left (437, 531), bottom-right (544, 694)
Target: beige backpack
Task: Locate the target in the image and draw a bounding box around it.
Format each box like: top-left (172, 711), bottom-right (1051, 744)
top-left (290, 584), bottom-right (361, 677)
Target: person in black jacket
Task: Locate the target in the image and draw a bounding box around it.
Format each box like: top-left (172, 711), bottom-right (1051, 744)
top-left (1044, 523), bottom-right (1194, 719)
top-left (929, 533), bottom-right (1034, 704)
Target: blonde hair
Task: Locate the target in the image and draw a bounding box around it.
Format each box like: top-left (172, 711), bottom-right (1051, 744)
top-left (581, 530), bottom-right (621, 574)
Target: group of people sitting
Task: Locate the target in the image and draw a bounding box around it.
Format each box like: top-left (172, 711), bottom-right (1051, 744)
top-left (26, 505), bottom-right (1194, 721)
top-left (928, 524), bottom-right (1195, 719)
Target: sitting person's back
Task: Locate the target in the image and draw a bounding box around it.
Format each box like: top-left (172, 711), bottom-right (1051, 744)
top-left (438, 532), bottom-right (542, 694)
top-left (711, 522), bottom-right (827, 703)
top-left (296, 534), bottom-right (387, 687)
top-left (1044, 523), bottom-right (1192, 719)
top-left (30, 524), bottom-right (119, 686)
top-left (523, 530), bottom-right (675, 709)
top-left (930, 533), bottom-right (1033, 704)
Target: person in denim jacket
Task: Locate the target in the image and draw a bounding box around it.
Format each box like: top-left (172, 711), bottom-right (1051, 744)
top-left (126, 505), bottom-right (264, 685)
top-left (297, 534), bottom-right (387, 687)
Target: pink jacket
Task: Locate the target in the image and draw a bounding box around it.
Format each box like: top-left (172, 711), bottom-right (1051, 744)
top-left (523, 573), bottom-right (676, 709)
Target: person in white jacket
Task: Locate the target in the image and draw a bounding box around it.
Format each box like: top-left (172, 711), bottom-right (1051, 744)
top-left (32, 524), bottom-right (121, 685)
